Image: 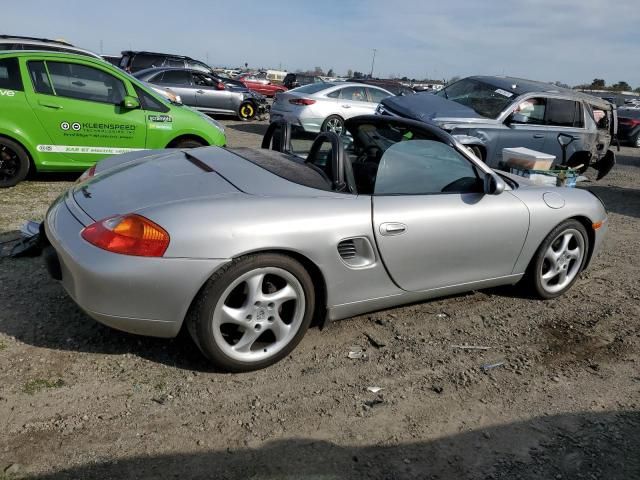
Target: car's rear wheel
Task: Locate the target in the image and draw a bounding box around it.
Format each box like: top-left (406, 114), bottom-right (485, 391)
top-left (525, 219), bottom-right (588, 299)
top-left (188, 254), bottom-right (315, 372)
top-left (238, 101), bottom-right (256, 121)
top-left (322, 115), bottom-right (345, 135)
top-left (633, 132), bottom-right (640, 148)
top-left (0, 138), bottom-right (30, 188)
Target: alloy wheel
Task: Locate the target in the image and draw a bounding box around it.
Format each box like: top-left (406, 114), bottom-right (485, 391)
top-left (325, 118), bottom-right (344, 134)
top-left (211, 267), bottom-right (306, 363)
top-left (539, 228), bottom-right (585, 294)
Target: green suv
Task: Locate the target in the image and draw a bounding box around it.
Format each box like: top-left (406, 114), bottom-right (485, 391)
top-left (0, 52), bottom-right (227, 187)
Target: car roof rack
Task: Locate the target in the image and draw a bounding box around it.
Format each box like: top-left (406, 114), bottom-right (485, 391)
top-left (0, 35), bottom-right (74, 46)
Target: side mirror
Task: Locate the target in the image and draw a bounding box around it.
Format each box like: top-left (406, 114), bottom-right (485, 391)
top-left (121, 95), bottom-right (140, 109)
top-left (484, 174), bottom-right (505, 195)
top-left (507, 113), bottom-right (528, 125)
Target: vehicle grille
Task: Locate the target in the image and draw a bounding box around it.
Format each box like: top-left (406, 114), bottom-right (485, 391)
top-left (337, 239), bottom-right (357, 260)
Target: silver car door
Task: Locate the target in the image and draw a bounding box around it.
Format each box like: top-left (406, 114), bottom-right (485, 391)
top-left (154, 70), bottom-right (197, 105)
top-left (372, 139), bottom-right (529, 292)
top-left (494, 96), bottom-right (548, 165)
top-left (541, 99), bottom-right (589, 165)
top-left (193, 73), bottom-right (233, 112)
top-left (337, 86), bottom-right (373, 119)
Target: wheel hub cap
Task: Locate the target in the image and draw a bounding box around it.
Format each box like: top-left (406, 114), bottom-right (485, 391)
top-left (539, 229), bottom-right (585, 294)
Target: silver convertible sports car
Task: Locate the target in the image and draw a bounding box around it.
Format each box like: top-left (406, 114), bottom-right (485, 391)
top-left (43, 116), bottom-right (608, 371)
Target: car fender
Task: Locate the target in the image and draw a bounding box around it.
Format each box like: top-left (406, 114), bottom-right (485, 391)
top-left (452, 133), bottom-right (488, 148)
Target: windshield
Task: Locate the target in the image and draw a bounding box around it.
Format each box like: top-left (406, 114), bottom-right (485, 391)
top-left (436, 78), bottom-right (515, 119)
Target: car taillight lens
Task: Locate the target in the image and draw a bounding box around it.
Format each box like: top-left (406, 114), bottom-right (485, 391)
top-left (620, 118), bottom-right (640, 126)
top-left (81, 214), bottom-right (170, 257)
top-left (289, 98), bottom-right (316, 106)
top-left (76, 165), bottom-right (96, 183)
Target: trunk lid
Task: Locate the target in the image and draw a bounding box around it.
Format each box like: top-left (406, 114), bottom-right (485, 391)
top-left (73, 148), bottom-right (240, 221)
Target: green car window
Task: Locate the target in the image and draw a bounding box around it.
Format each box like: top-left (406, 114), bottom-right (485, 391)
top-left (132, 84), bottom-right (170, 113)
top-left (46, 61), bottom-right (127, 105)
top-left (0, 57), bottom-right (23, 91)
top-left (27, 60), bottom-right (54, 95)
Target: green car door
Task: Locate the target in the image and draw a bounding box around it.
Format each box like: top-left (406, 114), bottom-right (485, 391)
top-left (23, 58), bottom-right (147, 165)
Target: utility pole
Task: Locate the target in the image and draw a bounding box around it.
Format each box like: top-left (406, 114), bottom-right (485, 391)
top-left (370, 49), bottom-right (377, 78)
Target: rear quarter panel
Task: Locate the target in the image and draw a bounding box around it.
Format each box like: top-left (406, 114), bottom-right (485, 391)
top-left (139, 195), bottom-right (401, 309)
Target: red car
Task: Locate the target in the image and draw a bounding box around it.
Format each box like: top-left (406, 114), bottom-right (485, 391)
top-left (239, 73), bottom-right (287, 97)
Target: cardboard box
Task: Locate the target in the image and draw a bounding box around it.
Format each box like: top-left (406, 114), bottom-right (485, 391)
top-left (503, 147), bottom-right (555, 170)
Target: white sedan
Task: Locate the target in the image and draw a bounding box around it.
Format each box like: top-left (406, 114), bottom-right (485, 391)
top-left (270, 82), bottom-right (393, 134)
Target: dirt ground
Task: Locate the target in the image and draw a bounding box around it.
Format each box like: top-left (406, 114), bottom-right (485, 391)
top-left (0, 119), bottom-right (638, 479)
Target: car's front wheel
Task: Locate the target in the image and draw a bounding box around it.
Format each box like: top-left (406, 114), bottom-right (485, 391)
top-left (238, 101), bottom-right (256, 121)
top-left (188, 254), bottom-right (315, 371)
top-left (525, 219), bottom-right (589, 299)
top-left (633, 132), bottom-right (640, 148)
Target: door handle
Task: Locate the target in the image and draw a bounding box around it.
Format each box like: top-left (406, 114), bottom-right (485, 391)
top-left (342, 104), bottom-right (351, 108)
top-left (379, 222), bottom-right (407, 236)
top-left (533, 134), bottom-right (544, 139)
top-left (38, 101), bottom-right (63, 109)
top-left (71, 81), bottom-right (85, 87)
top-left (196, 90), bottom-right (205, 94)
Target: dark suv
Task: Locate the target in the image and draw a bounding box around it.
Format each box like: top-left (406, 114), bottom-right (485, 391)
top-left (616, 109), bottom-right (640, 147)
top-left (283, 73), bottom-right (324, 90)
top-left (119, 51), bottom-right (211, 73)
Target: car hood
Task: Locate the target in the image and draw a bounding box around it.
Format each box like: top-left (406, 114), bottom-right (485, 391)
top-left (73, 147), bottom-right (339, 221)
top-left (381, 92), bottom-right (486, 122)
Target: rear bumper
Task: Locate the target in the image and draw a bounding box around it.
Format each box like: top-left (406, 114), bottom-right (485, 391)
top-left (44, 193), bottom-right (229, 338)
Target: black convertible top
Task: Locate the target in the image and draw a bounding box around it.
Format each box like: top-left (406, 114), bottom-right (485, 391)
top-left (230, 148), bottom-right (331, 191)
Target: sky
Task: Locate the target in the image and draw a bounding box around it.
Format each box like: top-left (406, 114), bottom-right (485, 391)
top-left (3, 0), bottom-right (639, 87)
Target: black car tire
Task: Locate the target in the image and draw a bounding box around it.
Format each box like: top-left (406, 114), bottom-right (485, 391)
top-left (238, 101), bottom-right (256, 121)
top-left (633, 132), bottom-right (640, 148)
top-left (524, 219), bottom-right (589, 300)
top-left (321, 115), bottom-right (345, 134)
top-left (173, 138), bottom-right (206, 149)
top-left (0, 138), bottom-right (30, 188)
top-left (187, 253), bottom-right (315, 372)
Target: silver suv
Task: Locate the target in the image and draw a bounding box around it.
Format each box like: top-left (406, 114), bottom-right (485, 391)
top-left (378, 76), bottom-right (617, 179)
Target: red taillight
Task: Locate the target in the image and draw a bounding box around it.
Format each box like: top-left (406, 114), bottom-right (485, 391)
top-left (289, 98), bottom-right (316, 106)
top-left (81, 214), bottom-right (170, 257)
top-left (620, 118), bottom-right (640, 126)
top-left (76, 165), bottom-right (96, 183)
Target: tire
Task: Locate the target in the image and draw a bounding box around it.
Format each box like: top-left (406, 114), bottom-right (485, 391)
top-left (524, 219), bottom-right (589, 299)
top-left (238, 101), bottom-right (256, 121)
top-left (321, 115), bottom-right (345, 135)
top-left (187, 253), bottom-right (315, 372)
top-left (633, 132), bottom-right (640, 148)
top-left (0, 138), bottom-right (30, 188)
top-left (173, 138), bottom-right (206, 149)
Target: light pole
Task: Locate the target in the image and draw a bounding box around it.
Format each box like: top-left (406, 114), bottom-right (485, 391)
top-left (370, 49), bottom-right (377, 78)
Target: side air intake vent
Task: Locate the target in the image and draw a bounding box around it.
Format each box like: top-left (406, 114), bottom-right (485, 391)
top-left (336, 237), bottom-right (376, 268)
top-left (337, 239), bottom-right (357, 260)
